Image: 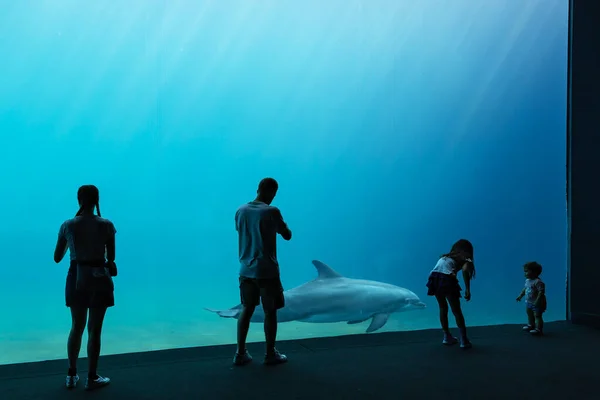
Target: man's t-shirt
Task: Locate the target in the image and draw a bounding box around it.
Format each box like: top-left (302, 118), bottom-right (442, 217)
top-left (235, 201), bottom-right (288, 279)
top-left (58, 215), bottom-right (117, 262)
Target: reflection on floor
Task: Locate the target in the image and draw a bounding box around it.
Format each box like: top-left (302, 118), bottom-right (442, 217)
top-left (0, 321), bottom-right (597, 399)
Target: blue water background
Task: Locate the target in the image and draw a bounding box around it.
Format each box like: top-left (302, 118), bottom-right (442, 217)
top-left (0, 0), bottom-right (568, 364)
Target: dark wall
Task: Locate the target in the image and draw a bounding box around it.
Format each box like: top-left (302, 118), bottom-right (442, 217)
top-left (568, 0), bottom-right (600, 328)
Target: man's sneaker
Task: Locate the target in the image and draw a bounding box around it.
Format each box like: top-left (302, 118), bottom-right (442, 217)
top-left (85, 375), bottom-right (110, 391)
top-left (65, 375), bottom-right (79, 389)
top-left (529, 328), bottom-right (543, 336)
top-left (522, 325), bottom-right (534, 331)
top-left (460, 337), bottom-right (472, 349)
top-left (233, 350), bottom-right (253, 366)
top-left (264, 350), bottom-right (288, 365)
top-left (442, 333), bottom-right (458, 346)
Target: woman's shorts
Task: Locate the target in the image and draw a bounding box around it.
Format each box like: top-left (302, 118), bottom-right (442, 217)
top-left (65, 260), bottom-right (115, 309)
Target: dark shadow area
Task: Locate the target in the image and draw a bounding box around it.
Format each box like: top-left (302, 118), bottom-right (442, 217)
top-left (0, 322), bottom-right (598, 399)
top-left (569, 1), bottom-right (600, 326)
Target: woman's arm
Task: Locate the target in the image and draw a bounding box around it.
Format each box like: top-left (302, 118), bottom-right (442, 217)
top-left (105, 222), bottom-right (117, 276)
top-left (54, 229), bottom-right (68, 263)
top-left (106, 233), bottom-right (115, 263)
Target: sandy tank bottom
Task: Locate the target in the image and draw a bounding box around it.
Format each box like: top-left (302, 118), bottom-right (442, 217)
top-left (0, 305), bottom-right (557, 365)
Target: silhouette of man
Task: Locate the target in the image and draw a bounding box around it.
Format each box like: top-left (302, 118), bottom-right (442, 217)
top-left (233, 177), bottom-right (292, 366)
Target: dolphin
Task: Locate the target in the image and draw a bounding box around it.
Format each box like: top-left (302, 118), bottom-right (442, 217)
top-left (205, 259), bottom-right (426, 333)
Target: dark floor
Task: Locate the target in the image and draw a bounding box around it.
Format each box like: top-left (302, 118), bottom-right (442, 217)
top-left (0, 321), bottom-right (597, 399)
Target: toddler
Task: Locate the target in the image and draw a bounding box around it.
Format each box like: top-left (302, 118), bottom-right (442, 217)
top-left (516, 261), bottom-right (546, 335)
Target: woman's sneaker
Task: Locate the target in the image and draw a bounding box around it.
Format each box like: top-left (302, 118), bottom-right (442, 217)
top-left (65, 375), bottom-right (79, 389)
top-left (264, 349), bottom-right (287, 365)
top-left (233, 350), bottom-right (253, 366)
top-left (85, 375), bottom-right (110, 391)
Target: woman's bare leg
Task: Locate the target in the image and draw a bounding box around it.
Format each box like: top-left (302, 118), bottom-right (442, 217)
top-left (86, 307), bottom-right (107, 379)
top-left (67, 307), bottom-right (88, 375)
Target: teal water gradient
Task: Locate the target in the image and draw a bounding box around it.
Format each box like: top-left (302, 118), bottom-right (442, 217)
top-left (0, 0), bottom-right (568, 364)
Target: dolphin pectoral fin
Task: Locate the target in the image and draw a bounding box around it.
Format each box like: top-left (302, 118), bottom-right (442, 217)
top-left (347, 318), bottom-right (370, 325)
top-left (366, 313), bottom-right (389, 333)
top-left (204, 307), bottom-right (241, 319)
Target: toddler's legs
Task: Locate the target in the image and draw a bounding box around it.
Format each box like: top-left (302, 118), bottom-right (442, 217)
top-left (524, 306), bottom-right (543, 335)
top-left (525, 307), bottom-right (535, 329)
top-left (534, 312), bottom-right (544, 334)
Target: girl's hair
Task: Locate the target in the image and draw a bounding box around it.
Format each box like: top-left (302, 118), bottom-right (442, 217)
top-left (441, 239), bottom-right (475, 279)
top-left (524, 261), bottom-right (542, 277)
top-left (75, 185), bottom-right (101, 217)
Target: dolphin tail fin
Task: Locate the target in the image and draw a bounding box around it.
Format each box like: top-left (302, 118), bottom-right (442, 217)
top-left (204, 307), bottom-right (241, 319)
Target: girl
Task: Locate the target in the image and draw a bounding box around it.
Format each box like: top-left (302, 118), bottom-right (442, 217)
top-left (426, 239), bottom-right (475, 349)
top-left (516, 261), bottom-right (546, 335)
top-left (54, 185), bottom-right (117, 391)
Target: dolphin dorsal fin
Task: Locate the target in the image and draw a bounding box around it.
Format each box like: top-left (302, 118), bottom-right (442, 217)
top-left (311, 260), bottom-right (343, 279)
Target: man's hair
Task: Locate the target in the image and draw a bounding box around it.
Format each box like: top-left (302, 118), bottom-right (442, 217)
top-left (258, 177), bottom-right (278, 193)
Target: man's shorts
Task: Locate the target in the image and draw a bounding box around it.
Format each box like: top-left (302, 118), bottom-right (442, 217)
top-left (239, 276), bottom-right (285, 311)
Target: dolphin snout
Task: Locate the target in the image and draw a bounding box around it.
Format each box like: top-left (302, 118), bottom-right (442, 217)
top-left (414, 301), bottom-right (426, 308)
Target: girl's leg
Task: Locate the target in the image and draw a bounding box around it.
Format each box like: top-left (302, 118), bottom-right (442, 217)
top-left (447, 296), bottom-right (466, 329)
top-left (67, 307), bottom-right (88, 376)
top-left (447, 296), bottom-right (471, 348)
top-left (435, 294), bottom-right (457, 345)
top-left (434, 294), bottom-right (450, 332)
